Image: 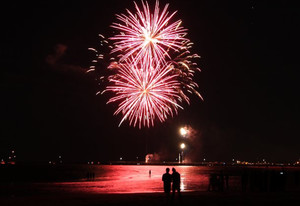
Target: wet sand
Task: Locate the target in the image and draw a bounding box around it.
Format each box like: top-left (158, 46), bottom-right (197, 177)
top-left (1, 191), bottom-right (299, 206)
top-left (1, 165), bottom-right (299, 205)
top-left (1, 183), bottom-right (299, 206)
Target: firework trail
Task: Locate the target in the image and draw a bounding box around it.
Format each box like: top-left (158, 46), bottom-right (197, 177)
top-left (91, 0), bottom-right (202, 127)
top-left (170, 42), bottom-right (203, 103)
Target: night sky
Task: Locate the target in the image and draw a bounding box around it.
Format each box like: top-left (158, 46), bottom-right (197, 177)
top-left (1, 0), bottom-right (299, 163)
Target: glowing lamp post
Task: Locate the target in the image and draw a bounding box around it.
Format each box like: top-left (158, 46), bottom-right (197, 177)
top-left (179, 143), bottom-right (186, 163)
top-left (178, 127), bottom-right (188, 163)
top-left (180, 143), bottom-right (186, 150)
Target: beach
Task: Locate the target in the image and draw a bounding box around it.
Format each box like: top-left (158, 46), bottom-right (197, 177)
top-left (1, 184), bottom-right (299, 206)
top-left (1, 164), bottom-right (300, 205)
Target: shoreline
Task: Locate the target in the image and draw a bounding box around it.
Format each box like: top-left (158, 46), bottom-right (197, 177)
top-left (2, 161), bottom-right (300, 167)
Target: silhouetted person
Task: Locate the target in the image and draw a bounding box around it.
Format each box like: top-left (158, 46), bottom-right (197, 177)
top-left (270, 170), bottom-right (276, 191)
top-left (262, 169), bottom-right (269, 192)
top-left (86, 172), bottom-right (90, 181)
top-left (162, 168), bottom-right (172, 198)
top-left (225, 173), bottom-right (229, 190)
top-left (208, 173), bottom-right (218, 191)
top-left (208, 173), bottom-right (213, 191)
top-left (278, 169), bottom-right (287, 191)
top-left (171, 168), bottom-right (181, 199)
top-left (294, 171), bottom-right (300, 188)
top-left (149, 170), bottom-right (152, 177)
top-left (219, 171), bottom-right (224, 192)
top-left (241, 169), bottom-right (248, 192)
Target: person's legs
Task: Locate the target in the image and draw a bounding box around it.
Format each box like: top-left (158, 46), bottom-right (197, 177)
top-left (177, 187), bottom-right (181, 196)
top-left (165, 188), bottom-right (170, 197)
top-left (172, 186), bottom-right (175, 199)
top-left (176, 187), bottom-right (182, 203)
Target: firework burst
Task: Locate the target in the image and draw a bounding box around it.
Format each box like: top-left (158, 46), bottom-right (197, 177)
top-left (106, 60), bottom-right (182, 128)
top-left (91, 0), bottom-right (203, 128)
top-left (110, 0), bottom-right (188, 65)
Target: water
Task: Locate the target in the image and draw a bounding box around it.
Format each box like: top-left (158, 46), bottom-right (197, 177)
top-left (3, 164), bottom-right (297, 194)
top-left (48, 165), bottom-right (240, 194)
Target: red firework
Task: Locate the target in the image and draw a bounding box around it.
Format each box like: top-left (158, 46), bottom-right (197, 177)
top-left (106, 60), bottom-right (182, 128)
top-left (110, 0), bottom-right (188, 65)
top-left (102, 0), bottom-right (202, 128)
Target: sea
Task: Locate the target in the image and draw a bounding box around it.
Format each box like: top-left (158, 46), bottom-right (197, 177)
top-left (1, 164), bottom-right (299, 194)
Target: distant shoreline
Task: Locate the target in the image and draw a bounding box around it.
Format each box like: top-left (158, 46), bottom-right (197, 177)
top-left (2, 161), bottom-right (300, 167)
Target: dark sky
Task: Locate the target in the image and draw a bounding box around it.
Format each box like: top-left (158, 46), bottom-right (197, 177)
top-left (1, 0), bottom-right (299, 163)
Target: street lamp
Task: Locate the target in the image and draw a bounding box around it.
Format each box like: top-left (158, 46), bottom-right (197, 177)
top-left (180, 143), bottom-right (186, 149)
top-left (179, 143), bottom-right (186, 163)
top-left (178, 126), bottom-right (188, 163)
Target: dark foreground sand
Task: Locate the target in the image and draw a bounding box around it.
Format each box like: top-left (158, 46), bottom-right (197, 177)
top-left (1, 184), bottom-right (299, 206)
top-left (1, 192), bottom-right (300, 206)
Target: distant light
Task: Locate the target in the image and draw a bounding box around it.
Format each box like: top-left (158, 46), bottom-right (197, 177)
top-left (180, 143), bottom-right (186, 149)
top-left (59, 156), bottom-right (62, 159)
top-left (180, 127), bottom-right (187, 136)
top-left (120, 157), bottom-right (123, 161)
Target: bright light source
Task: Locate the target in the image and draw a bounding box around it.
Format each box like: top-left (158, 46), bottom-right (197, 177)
top-left (180, 143), bottom-right (186, 149)
top-left (180, 127), bottom-right (187, 136)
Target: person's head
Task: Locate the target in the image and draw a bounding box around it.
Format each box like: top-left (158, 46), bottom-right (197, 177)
top-left (166, 168), bottom-right (170, 173)
top-left (172, 168), bottom-right (176, 173)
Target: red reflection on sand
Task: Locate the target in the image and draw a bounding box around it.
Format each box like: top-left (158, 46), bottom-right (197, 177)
top-left (52, 165), bottom-right (214, 194)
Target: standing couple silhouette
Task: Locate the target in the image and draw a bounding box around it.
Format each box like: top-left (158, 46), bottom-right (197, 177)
top-left (162, 167), bottom-right (181, 200)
